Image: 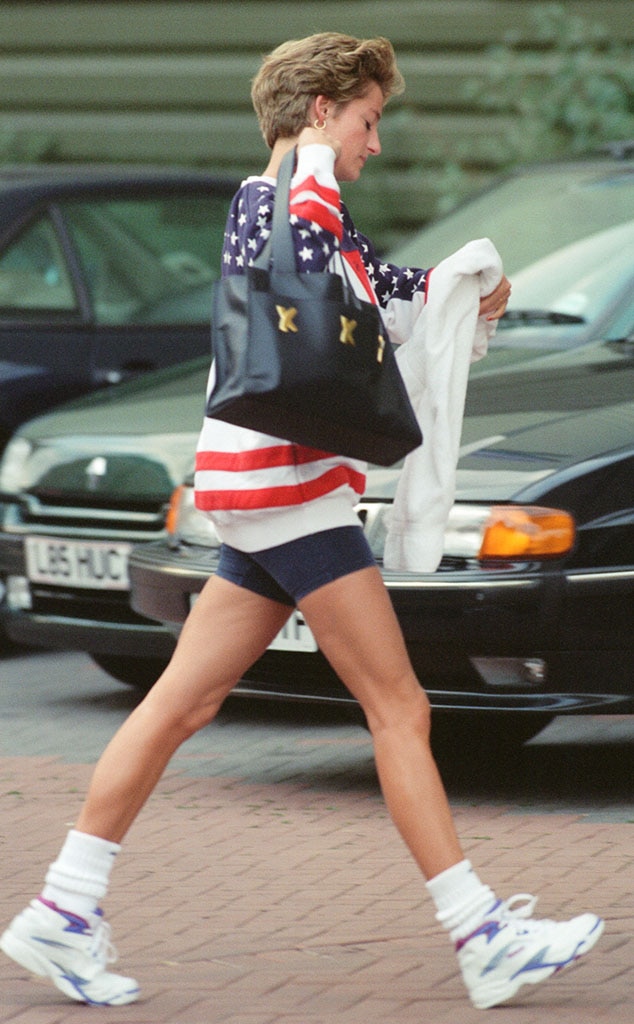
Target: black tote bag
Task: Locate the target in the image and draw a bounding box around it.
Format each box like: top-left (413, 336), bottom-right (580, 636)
top-left (205, 148), bottom-right (422, 466)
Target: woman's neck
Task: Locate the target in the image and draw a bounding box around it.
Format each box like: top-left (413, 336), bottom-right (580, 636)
top-left (261, 137), bottom-right (298, 179)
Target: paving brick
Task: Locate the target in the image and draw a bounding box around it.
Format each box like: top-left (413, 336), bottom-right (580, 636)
top-left (1, 749), bottom-right (632, 1023)
top-left (1, 650), bottom-right (632, 1023)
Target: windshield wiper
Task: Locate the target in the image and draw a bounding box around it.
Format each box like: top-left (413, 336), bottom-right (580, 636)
top-left (501, 309), bottom-right (586, 325)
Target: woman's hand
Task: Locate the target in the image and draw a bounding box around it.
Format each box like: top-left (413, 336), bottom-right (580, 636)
top-left (479, 274), bottom-right (511, 321)
top-left (297, 125), bottom-right (342, 160)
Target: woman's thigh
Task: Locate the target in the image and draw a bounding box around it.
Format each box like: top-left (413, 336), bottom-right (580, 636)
top-left (145, 573), bottom-right (293, 721)
top-left (298, 566), bottom-right (428, 727)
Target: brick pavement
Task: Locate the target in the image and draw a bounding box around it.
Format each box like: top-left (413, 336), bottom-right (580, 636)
top-left (0, 740), bottom-right (632, 1024)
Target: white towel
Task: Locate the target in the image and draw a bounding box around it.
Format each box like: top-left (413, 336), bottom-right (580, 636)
top-left (383, 238), bottom-right (503, 572)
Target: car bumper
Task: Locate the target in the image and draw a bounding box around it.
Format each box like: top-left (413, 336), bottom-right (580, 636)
top-left (0, 530), bottom-right (176, 658)
top-left (129, 540), bottom-right (634, 716)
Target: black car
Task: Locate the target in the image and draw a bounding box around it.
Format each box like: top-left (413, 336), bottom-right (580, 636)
top-left (128, 334), bottom-right (634, 746)
top-left (0, 164), bottom-right (236, 452)
top-left (1, 150), bottom-right (632, 708)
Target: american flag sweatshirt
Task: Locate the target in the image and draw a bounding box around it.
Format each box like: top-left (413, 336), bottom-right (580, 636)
top-left (194, 143), bottom-right (430, 552)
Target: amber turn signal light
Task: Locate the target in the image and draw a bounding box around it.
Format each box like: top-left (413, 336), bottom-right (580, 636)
top-left (165, 484), bottom-right (184, 537)
top-left (478, 505), bottom-right (575, 560)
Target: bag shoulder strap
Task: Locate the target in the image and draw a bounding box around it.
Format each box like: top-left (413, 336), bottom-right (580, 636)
top-left (250, 147), bottom-right (370, 310)
top-left (252, 148), bottom-right (295, 273)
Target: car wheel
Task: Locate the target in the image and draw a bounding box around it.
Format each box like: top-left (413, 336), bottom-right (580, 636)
top-left (431, 712), bottom-right (553, 759)
top-left (90, 653), bottom-right (169, 691)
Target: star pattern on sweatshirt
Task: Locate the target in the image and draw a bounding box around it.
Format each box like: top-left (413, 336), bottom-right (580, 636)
top-left (222, 183), bottom-right (343, 274)
top-left (220, 181), bottom-right (429, 305)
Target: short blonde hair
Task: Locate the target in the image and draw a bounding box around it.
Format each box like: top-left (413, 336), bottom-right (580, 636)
top-left (251, 33), bottom-right (404, 148)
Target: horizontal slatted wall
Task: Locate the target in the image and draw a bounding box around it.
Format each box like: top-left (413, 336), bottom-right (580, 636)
top-left (1, 1), bottom-right (632, 245)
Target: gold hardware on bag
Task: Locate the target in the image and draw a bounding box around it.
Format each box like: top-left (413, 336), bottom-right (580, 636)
top-left (276, 305), bottom-right (298, 333)
top-left (377, 334), bottom-right (385, 363)
top-left (339, 316), bottom-right (357, 345)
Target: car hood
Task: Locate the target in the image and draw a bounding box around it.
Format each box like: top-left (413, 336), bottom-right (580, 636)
top-left (365, 341), bottom-right (634, 502)
top-left (11, 358), bottom-right (209, 502)
top-left (11, 343), bottom-right (633, 505)
top-left (16, 357), bottom-right (209, 440)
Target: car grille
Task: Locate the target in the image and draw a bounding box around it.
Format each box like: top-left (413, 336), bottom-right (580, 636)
top-left (9, 491), bottom-right (167, 539)
top-left (5, 491), bottom-right (169, 627)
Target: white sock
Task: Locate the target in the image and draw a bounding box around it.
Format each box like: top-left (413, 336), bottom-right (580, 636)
top-left (426, 859), bottom-right (497, 942)
top-left (41, 829), bottom-right (121, 918)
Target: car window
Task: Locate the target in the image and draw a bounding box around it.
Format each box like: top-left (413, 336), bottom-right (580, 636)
top-left (60, 195), bottom-right (227, 326)
top-left (502, 220), bottom-right (634, 323)
top-left (0, 214), bottom-right (78, 313)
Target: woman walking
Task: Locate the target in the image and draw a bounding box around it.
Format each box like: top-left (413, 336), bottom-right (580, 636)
top-left (1, 33), bottom-right (602, 1010)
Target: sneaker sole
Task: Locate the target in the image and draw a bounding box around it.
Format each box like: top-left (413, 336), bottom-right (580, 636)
top-left (469, 915), bottom-right (604, 1010)
top-left (1, 928), bottom-right (140, 1006)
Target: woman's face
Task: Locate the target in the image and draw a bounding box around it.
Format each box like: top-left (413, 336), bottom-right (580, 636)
top-left (326, 82), bottom-right (384, 182)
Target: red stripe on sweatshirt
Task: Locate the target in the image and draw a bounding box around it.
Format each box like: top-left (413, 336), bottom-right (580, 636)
top-left (195, 444), bottom-right (340, 473)
top-left (289, 198), bottom-right (343, 240)
top-left (342, 250), bottom-right (377, 303)
top-left (194, 465), bottom-right (366, 511)
top-left (424, 266), bottom-right (433, 300)
top-left (290, 175), bottom-right (341, 210)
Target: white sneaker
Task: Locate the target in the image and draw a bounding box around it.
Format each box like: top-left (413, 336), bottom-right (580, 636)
top-left (1, 897), bottom-right (139, 1005)
top-left (456, 893), bottom-right (604, 1009)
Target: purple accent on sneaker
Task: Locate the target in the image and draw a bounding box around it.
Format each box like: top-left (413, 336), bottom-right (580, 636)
top-left (504, 935), bottom-right (601, 983)
top-left (454, 897), bottom-right (509, 953)
top-left (455, 910), bottom-right (508, 953)
top-left (37, 897), bottom-right (91, 935)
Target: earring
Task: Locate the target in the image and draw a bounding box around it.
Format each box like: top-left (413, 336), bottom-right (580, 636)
top-left (313, 117), bottom-right (327, 130)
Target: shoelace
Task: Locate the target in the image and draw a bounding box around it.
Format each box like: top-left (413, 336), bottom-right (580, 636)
top-left (88, 917), bottom-right (119, 966)
top-left (495, 893), bottom-right (554, 935)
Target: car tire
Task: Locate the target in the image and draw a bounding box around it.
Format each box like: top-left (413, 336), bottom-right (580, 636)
top-left (90, 653), bottom-right (169, 691)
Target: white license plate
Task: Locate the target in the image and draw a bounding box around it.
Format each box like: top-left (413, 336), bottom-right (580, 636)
top-left (269, 611), bottom-right (317, 652)
top-left (24, 537), bottom-right (131, 591)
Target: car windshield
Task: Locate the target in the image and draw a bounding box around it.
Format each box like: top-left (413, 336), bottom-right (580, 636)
top-left (500, 220), bottom-right (634, 327)
top-left (390, 164), bottom-right (634, 275)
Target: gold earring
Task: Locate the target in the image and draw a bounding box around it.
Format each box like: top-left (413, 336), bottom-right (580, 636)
top-left (313, 118), bottom-right (327, 130)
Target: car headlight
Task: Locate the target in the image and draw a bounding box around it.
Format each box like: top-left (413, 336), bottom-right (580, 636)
top-left (166, 483), bottom-right (219, 546)
top-left (0, 437), bottom-right (33, 494)
top-left (367, 501), bottom-right (575, 562)
top-left (444, 504), bottom-right (575, 560)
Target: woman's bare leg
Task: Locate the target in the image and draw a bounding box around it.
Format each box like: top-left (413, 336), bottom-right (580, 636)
top-left (75, 560), bottom-right (463, 877)
top-left (299, 565), bottom-right (463, 879)
top-left (75, 576), bottom-right (291, 842)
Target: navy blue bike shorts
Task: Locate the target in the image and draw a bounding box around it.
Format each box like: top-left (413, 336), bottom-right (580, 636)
top-left (215, 525), bottom-right (376, 606)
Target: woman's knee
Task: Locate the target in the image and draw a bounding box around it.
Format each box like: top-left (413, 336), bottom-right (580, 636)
top-left (142, 668), bottom-right (229, 742)
top-left (361, 676), bottom-right (432, 738)
top-left (176, 696), bottom-right (226, 738)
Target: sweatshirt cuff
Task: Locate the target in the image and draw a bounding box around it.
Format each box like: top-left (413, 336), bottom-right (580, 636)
top-left (294, 142), bottom-right (338, 182)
